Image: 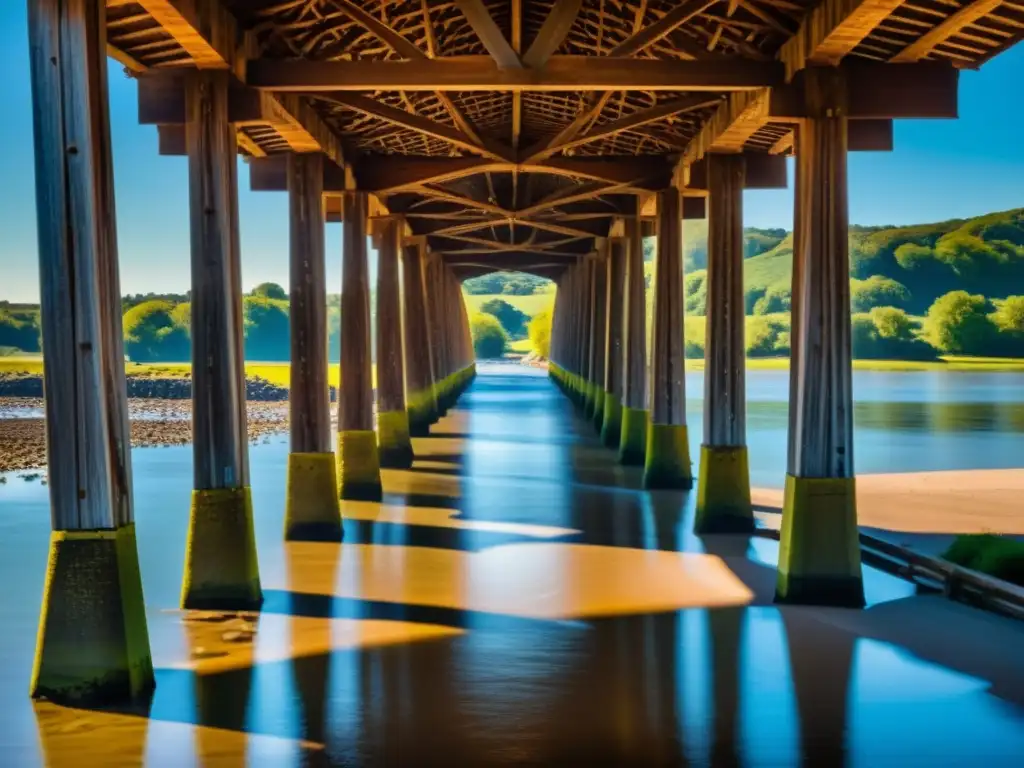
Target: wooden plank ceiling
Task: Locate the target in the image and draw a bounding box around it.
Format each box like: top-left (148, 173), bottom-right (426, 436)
top-left (107, 0), bottom-right (1024, 278)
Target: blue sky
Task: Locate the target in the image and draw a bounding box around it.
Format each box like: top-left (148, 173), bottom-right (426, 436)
top-left (1, 4), bottom-right (1022, 302)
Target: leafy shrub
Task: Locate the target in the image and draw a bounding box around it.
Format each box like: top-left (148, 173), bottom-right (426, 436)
top-left (852, 308), bottom-right (938, 360)
top-left (123, 300), bottom-right (190, 362)
top-left (922, 290), bottom-right (997, 354)
top-left (893, 242), bottom-right (932, 270)
top-left (684, 316), bottom-right (706, 359)
top-left (0, 310), bottom-right (41, 353)
top-left (745, 315), bottom-right (789, 357)
top-left (942, 534), bottom-right (1024, 588)
top-left (479, 298), bottom-right (529, 339)
top-left (528, 309), bottom-right (552, 359)
top-left (470, 312), bottom-right (508, 358)
top-left (752, 286), bottom-right (790, 315)
top-left (850, 275), bottom-right (910, 312)
top-left (243, 296), bottom-right (290, 361)
top-left (251, 282), bottom-right (288, 300)
top-left (684, 271), bottom-right (707, 315)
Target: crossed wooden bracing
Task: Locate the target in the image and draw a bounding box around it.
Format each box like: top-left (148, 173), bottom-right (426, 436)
top-left (109, 0), bottom-right (1023, 277)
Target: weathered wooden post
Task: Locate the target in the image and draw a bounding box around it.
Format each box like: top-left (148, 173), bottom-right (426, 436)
top-left (424, 255), bottom-right (446, 418)
top-left (336, 192), bottom-right (382, 501)
top-left (644, 188), bottom-right (693, 489)
top-left (375, 218), bottom-right (414, 468)
top-left (27, 0), bottom-right (154, 705)
top-left (181, 70), bottom-right (261, 609)
top-left (620, 214), bottom-right (649, 464)
top-left (579, 259), bottom-right (595, 413)
top-left (588, 245), bottom-right (608, 428)
top-left (776, 70), bottom-right (864, 607)
top-left (402, 241), bottom-right (436, 435)
top-left (696, 154), bottom-right (753, 533)
top-left (285, 153), bottom-right (342, 541)
top-left (601, 240), bottom-right (626, 444)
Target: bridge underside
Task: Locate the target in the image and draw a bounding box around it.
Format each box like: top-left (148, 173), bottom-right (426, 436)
top-left (20, 0), bottom-right (1023, 714)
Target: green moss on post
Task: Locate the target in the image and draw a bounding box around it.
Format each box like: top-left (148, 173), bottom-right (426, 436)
top-left (285, 452), bottom-right (343, 542)
top-left (182, 487), bottom-right (262, 610)
top-left (775, 475), bottom-right (864, 607)
top-left (618, 407), bottom-right (648, 465)
top-left (591, 389), bottom-right (605, 432)
top-left (31, 525), bottom-right (154, 706)
top-left (643, 424), bottom-right (693, 489)
top-left (337, 429), bottom-right (383, 501)
top-left (378, 409), bottom-right (415, 469)
top-left (695, 446), bottom-right (753, 533)
top-left (407, 389), bottom-right (433, 437)
top-left (600, 395), bottom-right (622, 448)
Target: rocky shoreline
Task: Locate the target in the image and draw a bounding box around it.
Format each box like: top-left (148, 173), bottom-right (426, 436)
top-left (0, 391), bottom-right (295, 477)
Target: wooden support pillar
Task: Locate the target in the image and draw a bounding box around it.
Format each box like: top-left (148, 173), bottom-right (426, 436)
top-left (375, 219), bottom-right (414, 468)
top-left (285, 153), bottom-right (342, 541)
top-left (27, 0), bottom-right (154, 706)
top-left (696, 154), bottom-right (753, 533)
top-left (423, 255), bottom-right (446, 419)
top-left (620, 214), bottom-right (649, 464)
top-left (777, 68), bottom-right (864, 607)
top-left (402, 241), bottom-right (437, 435)
top-left (182, 70), bottom-right (261, 610)
top-left (588, 245), bottom-right (608, 429)
top-left (337, 192), bottom-right (382, 501)
top-left (578, 259), bottom-right (595, 414)
top-left (645, 188), bottom-right (693, 489)
top-left (601, 240), bottom-right (627, 446)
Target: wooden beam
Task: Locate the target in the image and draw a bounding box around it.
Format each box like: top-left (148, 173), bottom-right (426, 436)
top-left (135, 0), bottom-right (234, 69)
top-left (520, 91), bottom-right (612, 162)
top-left (517, 181), bottom-right (631, 218)
top-left (682, 89), bottom-right (771, 166)
top-left (247, 56), bottom-right (783, 92)
top-left (779, 0), bottom-right (907, 79)
top-left (454, 0), bottom-right (522, 69)
top-left (890, 0), bottom-right (1002, 63)
top-left (317, 93), bottom-right (507, 162)
top-left (328, 0), bottom-right (427, 60)
top-left (522, 0), bottom-right (582, 68)
top-left (608, 0), bottom-right (717, 57)
top-left (530, 94), bottom-right (719, 161)
top-left (848, 119), bottom-right (894, 151)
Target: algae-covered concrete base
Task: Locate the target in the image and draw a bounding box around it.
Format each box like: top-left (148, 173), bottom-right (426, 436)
top-left (618, 406), bottom-right (648, 466)
top-left (643, 424), bottom-right (694, 490)
top-left (600, 395), bottom-right (622, 449)
top-left (182, 488), bottom-right (263, 610)
top-left (591, 389), bottom-right (605, 432)
top-left (284, 452), bottom-right (343, 542)
top-left (407, 389), bottom-right (435, 436)
top-left (695, 445), bottom-right (754, 534)
top-left (775, 474), bottom-right (865, 607)
top-left (337, 429), bottom-right (383, 502)
top-left (31, 525), bottom-right (154, 706)
top-left (378, 410), bottom-right (415, 469)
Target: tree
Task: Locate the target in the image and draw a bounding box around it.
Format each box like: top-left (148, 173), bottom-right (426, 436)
top-left (0, 310), bottom-right (41, 353)
top-left (122, 300), bottom-right (190, 362)
top-left (479, 298), bottom-right (529, 339)
top-left (869, 306), bottom-right (916, 340)
top-left (752, 286), bottom-right (790, 315)
top-left (893, 242), bottom-right (932, 270)
top-left (850, 275), bottom-right (910, 312)
top-left (684, 271), bottom-right (707, 315)
top-left (251, 282), bottom-right (288, 300)
top-left (923, 290), bottom-right (996, 354)
top-left (243, 296), bottom-right (290, 361)
top-left (470, 312), bottom-right (508, 358)
top-left (990, 295), bottom-right (1024, 333)
top-left (528, 309), bottom-right (552, 359)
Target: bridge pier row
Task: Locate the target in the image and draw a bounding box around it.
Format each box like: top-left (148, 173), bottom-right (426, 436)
top-left (587, 245), bottom-right (608, 428)
top-left (284, 153), bottom-right (342, 541)
top-left (374, 218), bottom-right (414, 469)
top-left (600, 241), bottom-right (627, 445)
top-left (403, 242), bottom-right (435, 436)
top-left (776, 68), bottom-right (864, 607)
top-left (620, 215), bottom-right (649, 465)
top-left (181, 70), bottom-right (261, 610)
top-left (336, 192), bottom-right (382, 502)
top-left (27, 0), bottom-right (154, 706)
top-left (696, 154), bottom-right (753, 534)
top-left (578, 259), bottom-right (596, 416)
top-left (644, 189), bottom-right (693, 490)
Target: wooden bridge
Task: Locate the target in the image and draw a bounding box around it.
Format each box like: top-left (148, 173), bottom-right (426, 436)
top-left (24, 0), bottom-right (1023, 714)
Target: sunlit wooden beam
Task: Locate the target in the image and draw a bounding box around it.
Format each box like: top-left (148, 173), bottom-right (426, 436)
top-left (522, 0), bottom-right (583, 68)
top-left (608, 0), bottom-right (717, 57)
top-left (454, 0), bottom-right (523, 68)
top-left (890, 0), bottom-right (1002, 63)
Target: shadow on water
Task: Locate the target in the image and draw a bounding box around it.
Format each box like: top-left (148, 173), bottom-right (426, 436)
top-left (22, 367), bottom-right (1024, 765)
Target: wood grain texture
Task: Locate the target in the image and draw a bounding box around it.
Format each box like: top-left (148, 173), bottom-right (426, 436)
top-left (402, 242), bottom-right (436, 394)
top-left (376, 219), bottom-right (406, 413)
top-left (604, 239), bottom-right (627, 396)
top-left (589, 250), bottom-right (607, 391)
top-left (622, 215), bottom-right (647, 410)
top-left (288, 152), bottom-right (330, 454)
top-left (578, 260), bottom-right (594, 384)
top-left (187, 70), bottom-right (248, 491)
top-left (649, 189), bottom-right (686, 426)
top-left (338, 193), bottom-right (374, 432)
top-left (787, 122), bottom-right (807, 476)
top-left (703, 154), bottom-right (746, 448)
top-left (790, 69), bottom-right (854, 479)
top-left (29, 0), bottom-right (133, 530)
